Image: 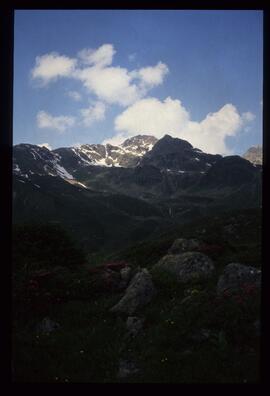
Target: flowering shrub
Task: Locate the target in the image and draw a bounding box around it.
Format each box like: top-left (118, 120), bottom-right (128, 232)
top-left (199, 243), bottom-right (224, 255)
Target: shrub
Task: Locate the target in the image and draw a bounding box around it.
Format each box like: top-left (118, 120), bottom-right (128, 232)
top-left (13, 223), bottom-right (86, 272)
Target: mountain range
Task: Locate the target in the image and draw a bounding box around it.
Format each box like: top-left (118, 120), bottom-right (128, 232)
top-left (13, 134), bottom-right (262, 253)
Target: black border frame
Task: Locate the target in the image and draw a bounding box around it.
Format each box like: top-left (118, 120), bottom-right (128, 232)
top-left (1, 1), bottom-right (268, 386)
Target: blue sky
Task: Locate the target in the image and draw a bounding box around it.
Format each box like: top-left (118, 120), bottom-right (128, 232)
top-left (13, 10), bottom-right (263, 155)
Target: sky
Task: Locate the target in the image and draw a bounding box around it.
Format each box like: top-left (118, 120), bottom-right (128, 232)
top-left (13, 10), bottom-right (263, 155)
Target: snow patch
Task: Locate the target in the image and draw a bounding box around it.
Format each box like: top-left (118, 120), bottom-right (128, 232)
top-left (77, 182), bottom-right (87, 188)
top-left (14, 164), bottom-right (21, 173)
top-left (54, 163), bottom-right (74, 179)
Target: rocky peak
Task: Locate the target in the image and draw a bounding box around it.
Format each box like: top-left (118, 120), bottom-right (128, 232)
top-left (140, 134), bottom-right (221, 172)
top-left (242, 145), bottom-right (262, 166)
top-left (149, 135), bottom-right (193, 156)
top-left (121, 135), bottom-right (158, 149)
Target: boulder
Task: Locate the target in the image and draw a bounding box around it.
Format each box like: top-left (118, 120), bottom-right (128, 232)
top-left (110, 269), bottom-right (155, 315)
top-left (126, 316), bottom-right (144, 337)
top-left (154, 252), bottom-right (215, 283)
top-left (168, 238), bottom-right (202, 254)
top-left (119, 266), bottom-right (132, 288)
top-left (118, 359), bottom-right (139, 379)
top-left (217, 263), bottom-right (261, 296)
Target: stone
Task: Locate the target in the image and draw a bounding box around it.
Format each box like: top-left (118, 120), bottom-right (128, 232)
top-left (154, 252), bottom-right (215, 283)
top-left (119, 266), bottom-right (132, 288)
top-left (126, 316), bottom-right (144, 337)
top-left (118, 359), bottom-right (139, 379)
top-left (217, 263), bottom-right (261, 296)
top-left (36, 317), bottom-right (60, 334)
top-left (110, 269), bottom-right (155, 315)
top-left (168, 238), bottom-right (202, 254)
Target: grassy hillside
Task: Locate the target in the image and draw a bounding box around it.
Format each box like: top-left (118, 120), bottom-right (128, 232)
top-left (12, 207), bottom-right (261, 382)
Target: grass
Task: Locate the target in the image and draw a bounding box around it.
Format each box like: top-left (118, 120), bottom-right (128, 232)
top-left (12, 207), bottom-right (261, 382)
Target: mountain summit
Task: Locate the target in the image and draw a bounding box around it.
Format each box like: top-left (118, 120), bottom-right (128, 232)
top-left (242, 145), bottom-right (262, 166)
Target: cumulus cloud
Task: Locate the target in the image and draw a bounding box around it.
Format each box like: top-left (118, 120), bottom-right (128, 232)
top-left (80, 101), bottom-right (106, 126)
top-left (67, 90), bottom-right (82, 101)
top-left (32, 44), bottom-right (169, 107)
top-left (137, 62), bottom-right (169, 88)
top-left (38, 143), bottom-right (52, 150)
top-left (37, 111), bottom-right (75, 132)
top-left (31, 52), bottom-right (77, 85)
top-left (78, 44), bottom-right (116, 67)
top-left (242, 111), bottom-right (256, 122)
top-left (31, 44), bottom-right (255, 154)
top-left (74, 61), bottom-right (169, 106)
top-left (114, 97), bottom-right (189, 136)
top-left (75, 65), bottom-right (141, 106)
top-left (109, 97), bottom-right (253, 154)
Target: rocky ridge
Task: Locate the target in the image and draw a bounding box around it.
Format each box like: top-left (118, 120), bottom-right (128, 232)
top-left (242, 145), bottom-right (262, 166)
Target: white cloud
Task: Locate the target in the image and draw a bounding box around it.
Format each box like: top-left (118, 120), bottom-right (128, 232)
top-left (110, 98), bottom-right (253, 155)
top-left (38, 143), bottom-right (52, 150)
top-left (78, 44), bottom-right (116, 67)
top-left (37, 111), bottom-right (75, 132)
top-left (80, 101), bottom-right (106, 126)
top-left (75, 65), bottom-right (141, 106)
top-left (242, 111), bottom-right (256, 122)
top-left (114, 96), bottom-right (189, 136)
top-left (31, 52), bottom-right (77, 85)
top-left (32, 45), bottom-right (169, 107)
top-left (74, 60), bottom-right (169, 107)
top-left (31, 44), bottom-right (255, 154)
top-left (137, 62), bottom-right (169, 87)
top-left (67, 91), bottom-right (82, 101)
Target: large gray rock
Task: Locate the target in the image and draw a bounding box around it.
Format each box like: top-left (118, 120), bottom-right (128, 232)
top-left (119, 266), bottom-right (132, 289)
top-left (168, 238), bottom-right (202, 254)
top-left (217, 263), bottom-right (261, 295)
top-left (126, 316), bottom-right (144, 337)
top-left (154, 252), bottom-right (215, 283)
top-left (110, 269), bottom-right (155, 315)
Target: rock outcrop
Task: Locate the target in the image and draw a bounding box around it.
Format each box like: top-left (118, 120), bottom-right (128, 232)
top-left (168, 238), bottom-right (202, 254)
top-left (110, 269), bottom-right (155, 315)
top-left (154, 252), bottom-right (215, 283)
top-left (216, 263), bottom-right (261, 295)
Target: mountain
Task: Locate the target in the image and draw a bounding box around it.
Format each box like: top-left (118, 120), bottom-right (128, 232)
top-left (13, 134), bottom-right (262, 253)
top-left (141, 134), bottom-right (221, 172)
top-left (13, 135), bottom-right (158, 180)
top-left (53, 134), bottom-right (158, 171)
top-left (242, 145), bottom-right (262, 166)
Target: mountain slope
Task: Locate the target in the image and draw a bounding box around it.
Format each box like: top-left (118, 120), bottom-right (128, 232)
top-left (13, 172), bottom-right (173, 253)
top-left (13, 134), bottom-right (262, 253)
